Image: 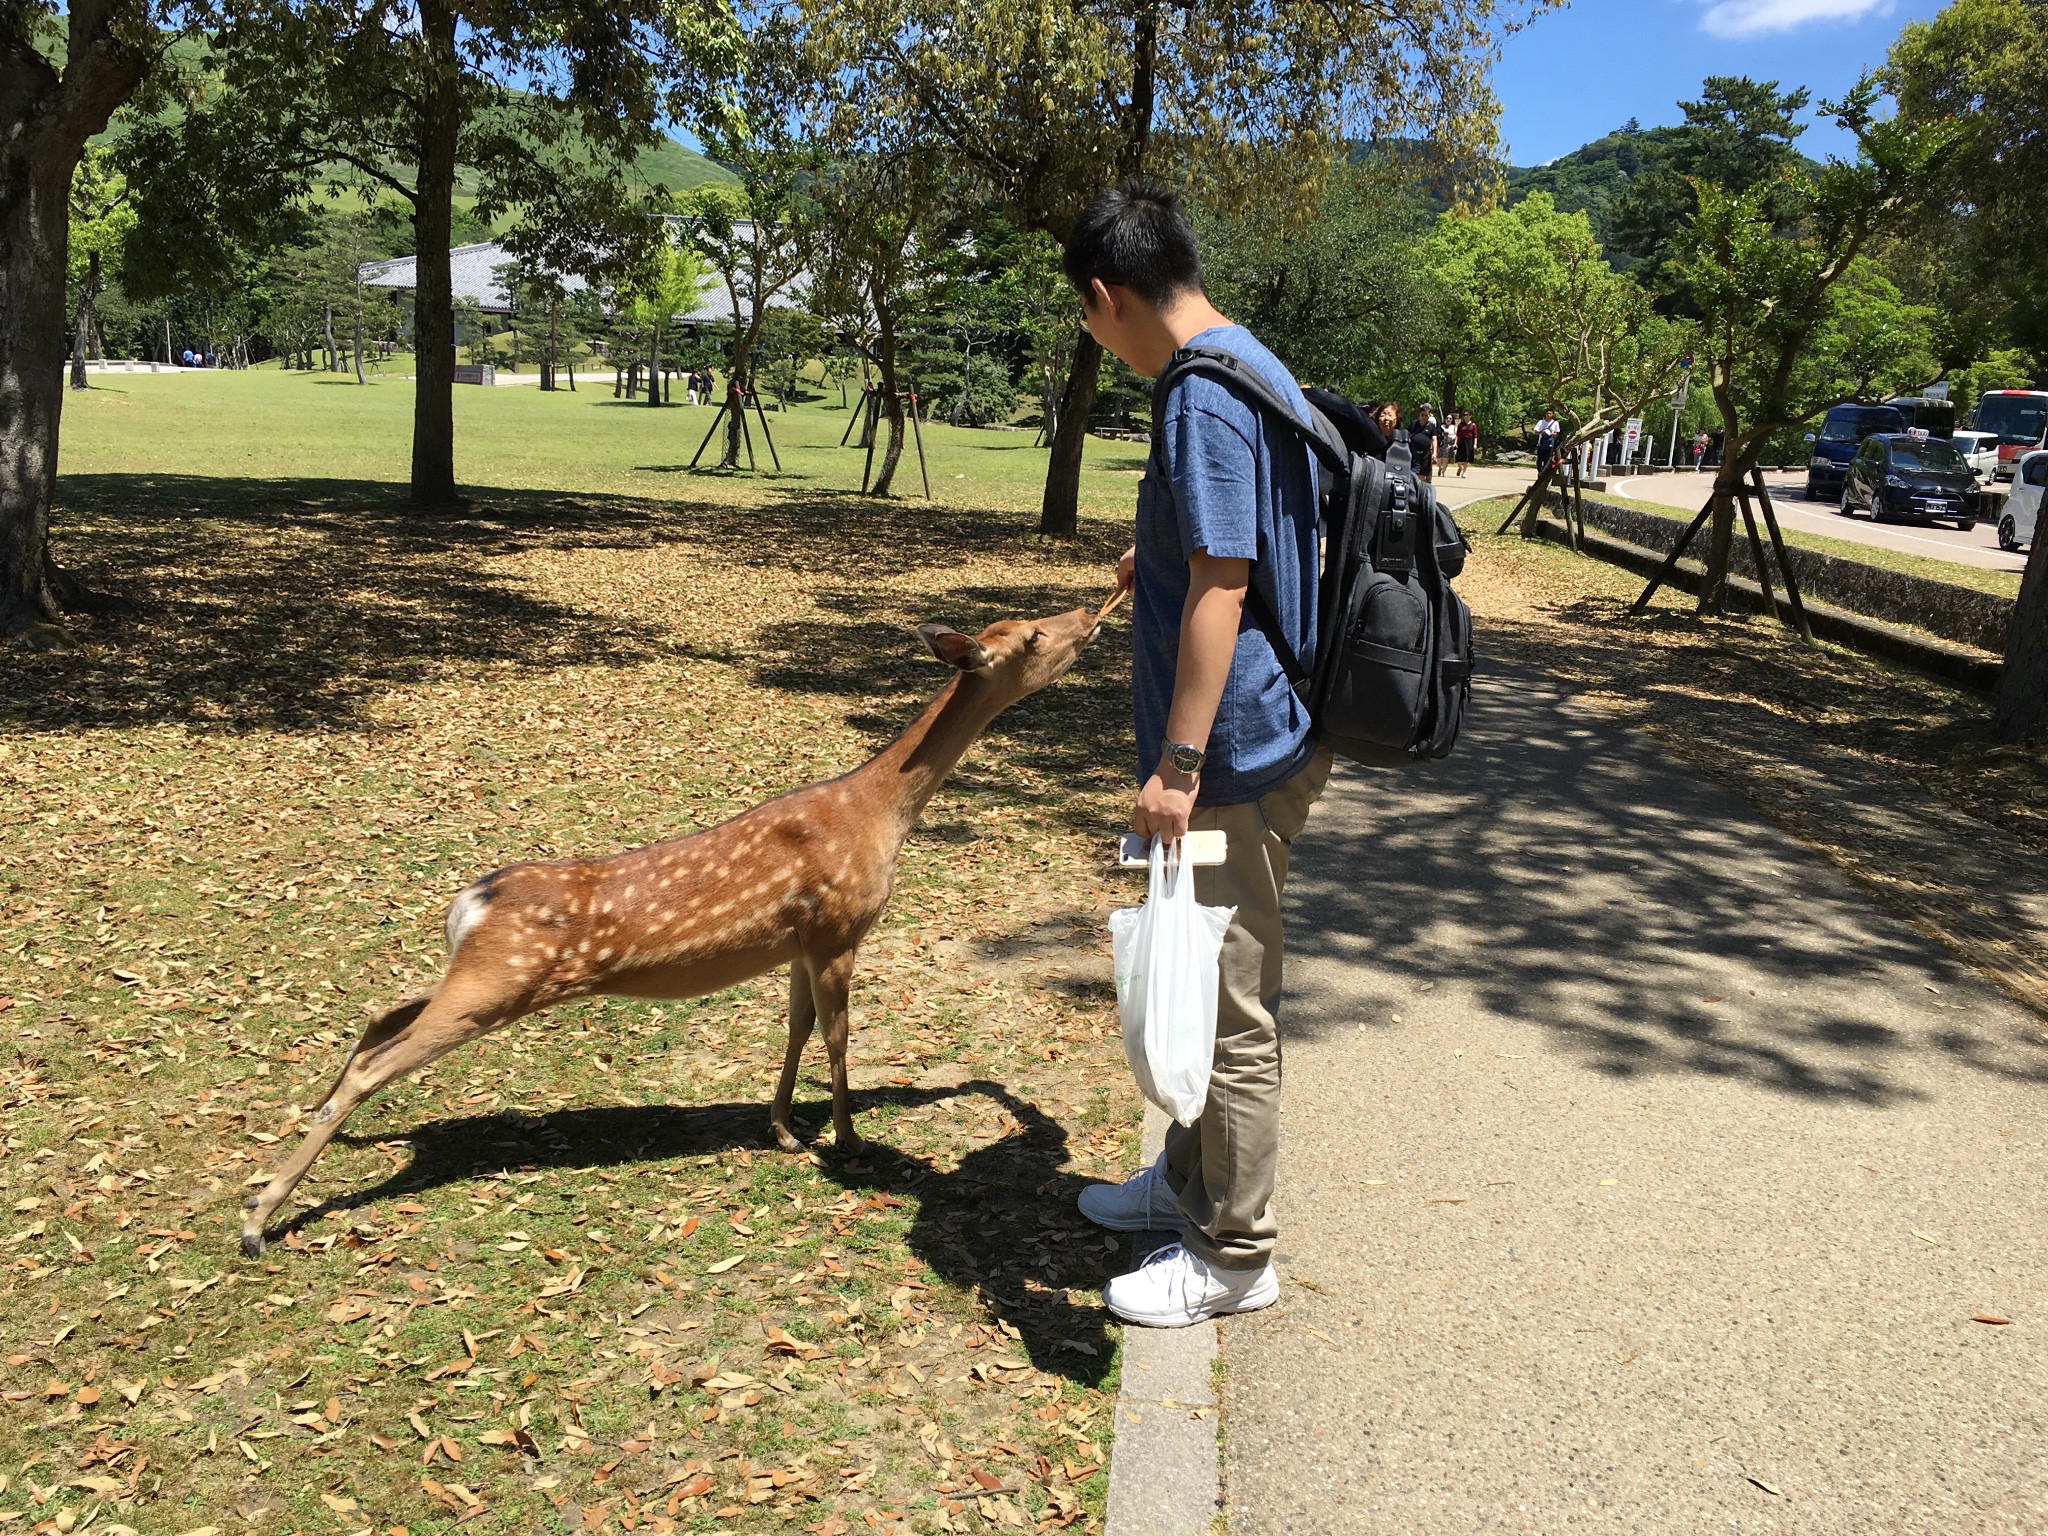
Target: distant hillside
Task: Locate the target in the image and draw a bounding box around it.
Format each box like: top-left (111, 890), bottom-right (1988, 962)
top-left (1503, 125), bottom-right (1689, 261)
top-left (632, 136), bottom-right (734, 192)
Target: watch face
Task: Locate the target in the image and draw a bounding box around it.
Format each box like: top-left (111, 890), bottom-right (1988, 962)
top-left (1167, 743), bottom-right (1204, 774)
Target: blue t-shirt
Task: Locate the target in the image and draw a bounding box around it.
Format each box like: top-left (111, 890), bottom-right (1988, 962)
top-left (1132, 325), bottom-right (1319, 806)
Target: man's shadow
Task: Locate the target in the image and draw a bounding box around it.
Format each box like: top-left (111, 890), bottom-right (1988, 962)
top-left (287, 1082), bottom-right (1120, 1390)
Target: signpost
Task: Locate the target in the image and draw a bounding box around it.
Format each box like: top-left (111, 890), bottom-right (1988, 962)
top-left (1623, 416), bottom-right (1643, 465)
top-left (1667, 356), bottom-right (1693, 468)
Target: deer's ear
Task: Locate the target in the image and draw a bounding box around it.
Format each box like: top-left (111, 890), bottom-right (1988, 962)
top-left (917, 623), bottom-right (992, 672)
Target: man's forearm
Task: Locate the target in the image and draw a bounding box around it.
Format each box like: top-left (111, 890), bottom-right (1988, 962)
top-left (1165, 555), bottom-right (1249, 751)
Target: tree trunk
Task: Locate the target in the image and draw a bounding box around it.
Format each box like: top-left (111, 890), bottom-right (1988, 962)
top-left (723, 331), bottom-right (758, 469)
top-left (870, 313), bottom-right (905, 496)
top-left (324, 297), bottom-right (337, 372)
top-left (1696, 461), bottom-right (1750, 614)
top-left (543, 300), bottom-right (557, 391)
top-left (646, 322), bottom-right (661, 408)
top-left (950, 338), bottom-right (971, 427)
top-left (69, 250), bottom-right (101, 392)
top-left (352, 282), bottom-right (366, 385)
top-left (1037, 0), bottom-right (1155, 534)
top-left (407, 0), bottom-right (462, 505)
top-left (1038, 331), bottom-right (1102, 536)
top-left (1998, 530), bottom-right (2048, 739)
top-left (1, 145), bottom-right (76, 639)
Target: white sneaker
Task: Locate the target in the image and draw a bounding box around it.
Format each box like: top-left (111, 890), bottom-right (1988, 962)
top-left (1103, 1242), bottom-right (1279, 1328)
top-left (1077, 1153), bottom-right (1182, 1232)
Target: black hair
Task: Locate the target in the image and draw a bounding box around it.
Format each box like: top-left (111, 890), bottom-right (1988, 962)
top-left (1062, 178), bottom-right (1205, 309)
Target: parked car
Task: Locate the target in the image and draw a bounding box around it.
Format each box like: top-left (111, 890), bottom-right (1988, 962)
top-left (1971, 389), bottom-right (2048, 479)
top-left (1952, 428), bottom-right (2001, 480)
top-left (1996, 449), bottom-right (2047, 552)
top-left (1804, 401), bottom-right (1907, 500)
top-left (1837, 431), bottom-right (1980, 529)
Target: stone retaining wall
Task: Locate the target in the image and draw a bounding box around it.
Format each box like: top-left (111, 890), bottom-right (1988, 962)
top-left (1547, 490), bottom-right (2013, 652)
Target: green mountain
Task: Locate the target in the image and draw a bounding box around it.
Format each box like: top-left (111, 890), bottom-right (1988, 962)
top-left (631, 135), bottom-right (734, 192)
top-left (1503, 124), bottom-right (1689, 262)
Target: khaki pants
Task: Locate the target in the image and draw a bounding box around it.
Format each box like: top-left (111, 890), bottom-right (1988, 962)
top-left (1163, 747), bottom-right (1333, 1270)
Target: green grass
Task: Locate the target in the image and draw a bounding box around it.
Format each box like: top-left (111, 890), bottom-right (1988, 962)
top-left (58, 370), bottom-right (1151, 522)
top-left (9, 367), bottom-right (1154, 1535)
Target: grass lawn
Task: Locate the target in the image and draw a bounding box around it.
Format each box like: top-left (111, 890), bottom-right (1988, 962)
top-left (58, 368), bottom-right (1154, 517)
top-left (2, 372), bottom-right (1159, 1535)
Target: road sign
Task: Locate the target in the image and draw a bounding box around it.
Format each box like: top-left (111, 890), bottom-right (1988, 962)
top-left (1671, 376), bottom-right (1690, 409)
top-left (1623, 418), bottom-right (1643, 461)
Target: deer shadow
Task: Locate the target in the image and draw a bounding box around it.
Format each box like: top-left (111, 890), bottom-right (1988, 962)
top-left (283, 1081), bottom-right (1120, 1388)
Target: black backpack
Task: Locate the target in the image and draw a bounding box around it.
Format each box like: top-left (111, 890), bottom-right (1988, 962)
top-left (1149, 346), bottom-right (1475, 768)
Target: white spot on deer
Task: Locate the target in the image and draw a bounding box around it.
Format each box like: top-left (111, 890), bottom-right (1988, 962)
top-left (597, 948), bottom-right (612, 961)
top-left (602, 900), bottom-right (614, 914)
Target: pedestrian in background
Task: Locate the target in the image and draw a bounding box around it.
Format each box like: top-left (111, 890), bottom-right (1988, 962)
top-left (1455, 411), bottom-right (1478, 476)
top-left (1411, 403), bottom-right (1448, 481)
top-left (1535, 410), bottom-right (1561, 477)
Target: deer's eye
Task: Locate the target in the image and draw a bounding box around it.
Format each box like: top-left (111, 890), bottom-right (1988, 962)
top-left (1024, 629), bottom-right (1044, 649)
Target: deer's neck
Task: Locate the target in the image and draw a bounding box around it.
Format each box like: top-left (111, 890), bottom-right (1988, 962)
top-left (853, 674), bottom-right (1007, 843)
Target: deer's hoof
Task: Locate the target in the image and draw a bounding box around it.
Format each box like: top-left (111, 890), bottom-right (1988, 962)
top-left (240, 1226), bottom-right (267, 1259)
top-left (242, 1195), bottom-right (261, 1211)
top-left (771, 1123), bottom-right (806, 1154)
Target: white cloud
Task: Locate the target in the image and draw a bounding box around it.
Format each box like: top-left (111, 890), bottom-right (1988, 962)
top-left (1698, 0), bottom-right (1891, 38)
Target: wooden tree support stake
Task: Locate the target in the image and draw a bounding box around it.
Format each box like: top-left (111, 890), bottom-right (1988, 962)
top-left (1629, 495), bottom-right (1717, 615)
top-left (750, 389), bottom-right (783, 471)
top-left (687, 395), bottom-right (731, 469)
top-left (1751, 466), bottom-right (1814, 641)
top-left (860, 393), bottom-right (881, 494)
top-left (1737, 487), bottom-right (1776, 613)
top-left (907, 389), bottom-right (932, 499)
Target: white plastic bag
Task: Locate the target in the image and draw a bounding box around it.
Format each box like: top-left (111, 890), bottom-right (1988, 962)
top-left (1108, 836), bottom-right (1236, 1126)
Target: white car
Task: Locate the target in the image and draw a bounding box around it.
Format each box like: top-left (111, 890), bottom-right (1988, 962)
top-left (1953, 428), bottom-right (2001, 480)
top-left (1997, 449), bottom-right (2047, 552)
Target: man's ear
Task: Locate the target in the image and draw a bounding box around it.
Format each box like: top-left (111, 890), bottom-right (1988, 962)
top-left (917, 623), bottom-right (992, 672)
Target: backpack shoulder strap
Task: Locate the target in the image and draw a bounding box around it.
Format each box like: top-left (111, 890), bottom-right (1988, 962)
top-left (1147, 346), bottom-right (1335, 704)
top-left (1148, 346), bottom-right (1349, 475)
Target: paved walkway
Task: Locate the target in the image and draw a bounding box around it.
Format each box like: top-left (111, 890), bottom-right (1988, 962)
top-left (1222, 672), bottom-right (2048, 1532)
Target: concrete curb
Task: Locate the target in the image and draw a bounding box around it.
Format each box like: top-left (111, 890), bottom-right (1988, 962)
top-left (1103, 1105), bottom-right (1223, 1536)
top-left (1528, 515), bottom-right (2003, 693)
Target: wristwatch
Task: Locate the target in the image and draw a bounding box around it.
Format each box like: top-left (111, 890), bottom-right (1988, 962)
top-left (1163, 740), bottom-right (1206, 775)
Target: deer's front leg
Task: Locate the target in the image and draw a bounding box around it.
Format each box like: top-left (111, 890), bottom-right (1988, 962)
top-left (769, 963), bottom-right (818, 1153)
top-left (808, 950), bottom-right (864, 1152)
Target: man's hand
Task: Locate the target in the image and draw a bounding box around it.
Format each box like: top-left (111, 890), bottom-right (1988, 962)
top-left (1133, 765), bottom-right (1198, 844)
top-left (1116, 544), bottom-right (1136, 593)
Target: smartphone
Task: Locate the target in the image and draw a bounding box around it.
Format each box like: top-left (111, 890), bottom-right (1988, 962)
top-left (1117, 830), bottom-right (1228, 868)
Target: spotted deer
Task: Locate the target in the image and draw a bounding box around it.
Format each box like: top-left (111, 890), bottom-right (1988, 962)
top-left (240, 606), bottom-right (1104, 1256)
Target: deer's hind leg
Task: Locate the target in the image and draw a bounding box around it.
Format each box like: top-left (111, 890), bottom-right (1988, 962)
top-left (769, 962), bottom-right (819, 1153)
top-left (240, 979), bottom-right (516, 1255)
top-left (806, 950), bottom-right (863, 1152)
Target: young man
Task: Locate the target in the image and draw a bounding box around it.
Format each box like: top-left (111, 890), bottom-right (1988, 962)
top-left (1066, 180), bottom-right (1332, 1329)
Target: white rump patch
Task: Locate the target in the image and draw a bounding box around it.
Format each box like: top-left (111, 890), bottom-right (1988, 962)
top-left (445, 884), bottom-right (492, 957)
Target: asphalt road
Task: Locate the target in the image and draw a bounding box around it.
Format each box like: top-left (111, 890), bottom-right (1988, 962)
top-left (1220, 672), bottom-right (2048, 1533)
top-left (1607, 471), bottom-right (2027, 576)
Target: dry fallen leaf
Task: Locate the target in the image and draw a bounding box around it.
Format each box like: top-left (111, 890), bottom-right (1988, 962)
top-left (1747, 1477), bottom-right (1782, 1496)
top-left (1972, 1314), bottom-right (2013, 1325)
top-left (705, 1255), bottom-right (744, 1275)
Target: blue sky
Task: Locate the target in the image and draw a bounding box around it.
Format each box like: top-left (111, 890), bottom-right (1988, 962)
top-left (1493, 0), bottom-right (1950, 166)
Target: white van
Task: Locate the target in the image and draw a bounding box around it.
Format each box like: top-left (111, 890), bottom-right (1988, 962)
top-left (1952, 428), bottom-right (2001, 480)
